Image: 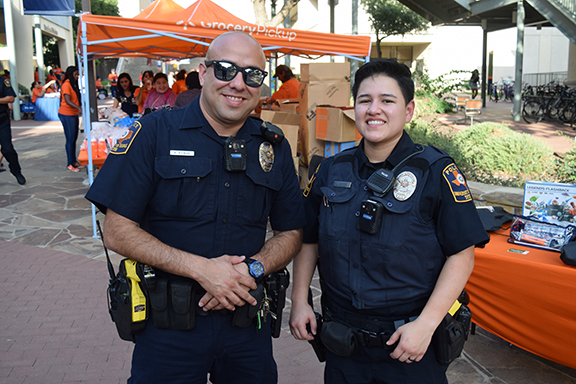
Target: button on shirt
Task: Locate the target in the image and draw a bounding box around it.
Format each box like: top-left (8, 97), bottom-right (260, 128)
top-left (86, 97), bottom-right (305, 261)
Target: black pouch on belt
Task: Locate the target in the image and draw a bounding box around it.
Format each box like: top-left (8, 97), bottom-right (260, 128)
top-left (170, 280), bottom-right (196, 330)
top-left (232, 283), bottom-right (265, 328)
top-left (432, 296), bottom-right (472, 365)
top-left (320, 320), bottom-right (358, 357)
top-left (148, 279), bottom-right (170, 329)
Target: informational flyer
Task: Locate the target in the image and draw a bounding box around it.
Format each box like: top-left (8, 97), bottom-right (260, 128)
top-left (523, 181), bottom-right (576, 226)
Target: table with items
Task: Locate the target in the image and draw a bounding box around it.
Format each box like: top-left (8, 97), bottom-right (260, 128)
top-left (78, 110), bottom-right (138, 168)
top-left (34, 96), bottom-right (61, 121)
top-left (466, 227), bottom-right (576, 370)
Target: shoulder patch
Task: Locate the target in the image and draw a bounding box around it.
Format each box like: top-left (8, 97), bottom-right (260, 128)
top-left (110, 122), bottom-right (142, 155)
top-left (442, 163), bottom-right (472, 203)
top-left (4, 78), bottom-right (10, 87)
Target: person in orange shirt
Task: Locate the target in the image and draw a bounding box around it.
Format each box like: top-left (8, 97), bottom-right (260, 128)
top-left (58, 66), bottom-right (82, 173)
top-left (264, 65), bottom-right (300, 105)
top-left (171, 69), bottom-right (187, 95)
top-left (34, 68), bottom-right (39, 83)
top-left (46, 69), bottom-right (59, 89)
top-left (135, 70), bottom-right (154, 114)
top-left (53, 65), bottom-right (63, 82)
top-left (108, 69), bottom-right (119, 98)
top-left (31, 80), bottom-right (56, 103)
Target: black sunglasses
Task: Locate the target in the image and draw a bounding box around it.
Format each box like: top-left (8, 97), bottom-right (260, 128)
top-left (205, 60), bottom-right (268, 88)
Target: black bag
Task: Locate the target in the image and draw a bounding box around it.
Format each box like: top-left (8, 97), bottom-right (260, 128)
top-left (98, 221), bottom-right (148, 342)
top-left (560, 240), bottom-right (576, 266)
top-left (107, 259), bottom-right (148, 342)
top-left (432, 290), bottom-right (472, 365)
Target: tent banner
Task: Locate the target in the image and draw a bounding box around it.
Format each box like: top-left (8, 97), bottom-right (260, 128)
top-left (23, 0), bottom-right (75, 16)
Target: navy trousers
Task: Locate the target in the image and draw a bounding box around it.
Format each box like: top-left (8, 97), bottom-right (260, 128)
top-left (0, 115), bottom-right (21, 175)
top-left (128, 313), bottom-right (278, 384)
top-left (58, 113), bottom-right (79, 166)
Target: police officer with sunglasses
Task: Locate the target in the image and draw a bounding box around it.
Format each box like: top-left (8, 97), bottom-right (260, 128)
top-left (86, 32), bottom-right (305, 383)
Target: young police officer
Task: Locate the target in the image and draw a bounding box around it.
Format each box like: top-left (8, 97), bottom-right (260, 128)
top-left (289, 59), bottom-right (489, 383)
top-left (86, 32), bottom-right (305, 383)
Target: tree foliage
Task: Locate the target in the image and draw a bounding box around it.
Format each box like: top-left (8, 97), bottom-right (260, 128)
top-left (73, 0), bottom-right (120, 35)
top-left (361, 0), bottom-right (429, 58)
top-left (252, 0), bottom-right (298, 26)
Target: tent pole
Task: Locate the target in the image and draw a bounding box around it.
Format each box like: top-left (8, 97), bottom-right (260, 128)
top-left (81, 17), bottom-right (98, 238)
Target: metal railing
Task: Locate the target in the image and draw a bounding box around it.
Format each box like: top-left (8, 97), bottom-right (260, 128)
top-left (553, 0), bottom-right (575, 16)
top-left (523, 72), bottom-right (568, 87)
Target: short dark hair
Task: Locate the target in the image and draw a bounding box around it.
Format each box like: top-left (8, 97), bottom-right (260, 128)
top-left (274, 65), bottom-right (294, 79)
top-left (176, 69), bottom-right (187, 81)
top-left (185, 71), bottom-right (201, 90)
top-left (153, 72), bottom-right (168, 84)
top-left (352, 59), bottom-right (414, 105)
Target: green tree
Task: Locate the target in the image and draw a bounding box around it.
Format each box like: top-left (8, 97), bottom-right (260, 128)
top-left (361, 0), bottom-right (429, 59)
top-left (73, 0), bottom-right (120, 35)
top-left (253, 0), bottom-right (299, 26)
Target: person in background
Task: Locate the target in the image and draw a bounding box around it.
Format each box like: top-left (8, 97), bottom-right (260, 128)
top-left (112, 73), bottom-right (139, 118)
top-left (46, 69), bottom-right (59, 89)
top-left (108, 69), bottom-right (119, 98)
top-left (31, 80), bottom-right (56, 103)
top-left (142, 72), bottom-right (176, 112)
top-left (167, 71), bottom-right (175, 88)
top-left (58, 66), bottom-right (82, 173)
top-left (174, 71), bottom-right (201, 108)
top-left (85, 31), bottom-right (304, 384)
top-left (0, 152), bottom-right (4, 172)
top-left (135, 70), bottom-right (154, 114)
top-left (171, 69), bottom-right (187, 95)
top-left (53, 65), bottom-right (63, 83)
top-left (469, 69), bottom-right (480, 99)
top-left (95, 77), bottom-right (103, 90)
top-left (34, 68), bottom-right (39, 83)
top-left (262, 64), bottom-right (300, 106)
top-left (0, 68), bottom-right (25, 184)
top-left (289, 59), bottom-right (489, 384)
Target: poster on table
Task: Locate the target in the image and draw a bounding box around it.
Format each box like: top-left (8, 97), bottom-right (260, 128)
top-left (523, 181), bottom-right (576, 226)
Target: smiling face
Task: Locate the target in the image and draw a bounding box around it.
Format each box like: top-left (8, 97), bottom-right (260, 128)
top-left (154, 77), bottom-right (169, 94)
top-left (198, 32), bottom-right (266, 135)
top-left (354, 74), bottom-right (415, 154)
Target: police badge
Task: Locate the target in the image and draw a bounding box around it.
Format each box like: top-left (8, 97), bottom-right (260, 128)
top-left (259, 142), bottom-right (274, 172)
top-left (394, 171), bottom-right (417, 201)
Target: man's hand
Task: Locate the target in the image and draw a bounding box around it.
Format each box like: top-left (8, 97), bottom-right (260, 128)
top-left (196, 255), bottom-right (257, 311)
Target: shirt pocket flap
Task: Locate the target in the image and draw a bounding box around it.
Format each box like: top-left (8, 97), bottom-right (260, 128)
top-left (246, 167), bottom-right (282, 191)
top-left (155, 156), bottom-right (212, 179)
top-left (320, 186), bottom-right (357, 204)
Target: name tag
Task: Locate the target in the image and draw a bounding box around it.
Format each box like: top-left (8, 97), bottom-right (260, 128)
top-left (170, 150), bottom-right (195, 157)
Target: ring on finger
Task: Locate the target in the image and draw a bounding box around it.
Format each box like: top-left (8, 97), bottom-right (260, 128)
top-left (408, 357), bottom-right (415, 362)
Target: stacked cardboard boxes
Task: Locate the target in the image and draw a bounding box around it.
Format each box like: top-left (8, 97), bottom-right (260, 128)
top-left (299, 62), bottom-right (352, 170)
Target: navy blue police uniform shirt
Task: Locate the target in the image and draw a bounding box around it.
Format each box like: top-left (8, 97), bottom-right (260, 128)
top-left (303, 131), bottom-right (489, 312)
top-left (0, 76), bottom-right (16, 115)
top-left (86, 97), bottom-right (305, 261)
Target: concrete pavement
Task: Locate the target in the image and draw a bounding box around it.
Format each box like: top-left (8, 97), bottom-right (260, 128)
top-left (1, 101), bottom-right (576, 383)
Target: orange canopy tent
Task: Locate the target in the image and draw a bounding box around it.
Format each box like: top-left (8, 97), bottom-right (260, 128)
top-left (133, 0), bottom-right (184, 20)
top-left (77, 0), bottom-right (372, 61)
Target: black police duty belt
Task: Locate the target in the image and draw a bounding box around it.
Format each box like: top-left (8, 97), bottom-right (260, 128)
top-left (324, 307), bottom-right (417, 350)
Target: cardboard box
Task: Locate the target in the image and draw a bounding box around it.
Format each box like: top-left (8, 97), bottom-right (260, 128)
top-left (298, 82), bottom-right (351, 166)
top-left (316, 107), bottom-right (361, 142)
top-left (272, 99), bottom-right (299, 113)
top-left (324, 141), bottom-right (359, 158)
top-left (300, 63), bottom-right (351, 83)
top-left (260, 110), bottom-right (300, 157)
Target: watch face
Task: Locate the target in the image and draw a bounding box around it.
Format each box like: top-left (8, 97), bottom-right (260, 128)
top-left (249, 260), bottom-right (264, 278)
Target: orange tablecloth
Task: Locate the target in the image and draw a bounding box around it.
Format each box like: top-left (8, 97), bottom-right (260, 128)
top-left (466, 229), bottom-right (576, 369)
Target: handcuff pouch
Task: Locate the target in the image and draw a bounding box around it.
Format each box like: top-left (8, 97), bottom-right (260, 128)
top-left (232, 283), bottom-right (264, 328)
top-left (320, 320), bottom-right (358, 357)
